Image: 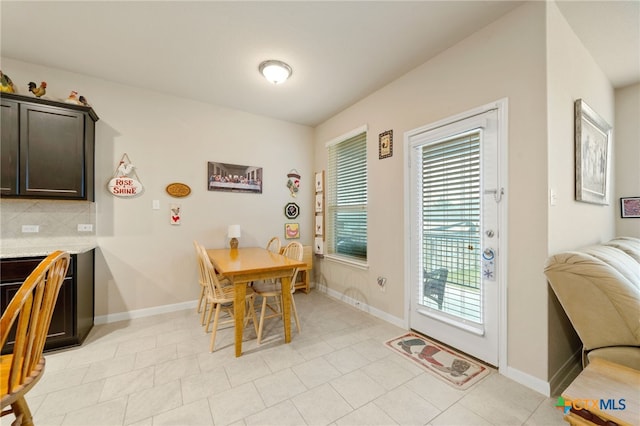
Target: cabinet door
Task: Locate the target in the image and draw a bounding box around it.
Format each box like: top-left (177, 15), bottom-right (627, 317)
top-left (1, 100), bottom-right (19, 195)
top-left (19, 103), bottom-right (86, 199)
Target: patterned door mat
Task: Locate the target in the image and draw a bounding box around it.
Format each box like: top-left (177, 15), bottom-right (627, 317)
top-left (385, 332), bottom-right (493, 390)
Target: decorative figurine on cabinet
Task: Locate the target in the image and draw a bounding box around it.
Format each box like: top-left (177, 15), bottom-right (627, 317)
top-left (0, 71), bottom-right (15, 93)
top-left (28, 81), bottom-right (47, 97)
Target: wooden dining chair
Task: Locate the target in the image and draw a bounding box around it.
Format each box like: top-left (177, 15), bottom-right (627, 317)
top-left (266, 237), bottom-right (281, 254)
top-left (195, 244), bottom-right (258, 352)
top-left (194, 241), bottom-right (232, 326)
top-left (1, 250), bottom-right (70, 426)
top-left (253, 241), bottom-right (303, 344)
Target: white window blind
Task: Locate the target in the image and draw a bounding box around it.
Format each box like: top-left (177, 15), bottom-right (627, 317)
top-left (421, 130), bottom-right (481, 322)
top-left (327, 130), bottom-right (367, 261)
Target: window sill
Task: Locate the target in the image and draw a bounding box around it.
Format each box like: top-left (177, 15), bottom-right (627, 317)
top-left (324, 254), bottom-right (369, 270)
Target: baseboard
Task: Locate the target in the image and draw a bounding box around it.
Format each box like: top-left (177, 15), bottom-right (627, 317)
top-left (548, 348), bottom-right (582, 396)
top-left (319, 285), bottom-right (405, 329)
top-left (94, 299), bottom-right (198, 325)
top-left (503, 365), bottom-right (551, 396)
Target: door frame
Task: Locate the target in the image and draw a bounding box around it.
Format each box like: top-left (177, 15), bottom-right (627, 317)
top-left (403, 98), bottom-right (508, 373)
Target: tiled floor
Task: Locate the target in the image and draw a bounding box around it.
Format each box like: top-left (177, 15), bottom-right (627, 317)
top-left (22, 291), bottom-right (567, 425)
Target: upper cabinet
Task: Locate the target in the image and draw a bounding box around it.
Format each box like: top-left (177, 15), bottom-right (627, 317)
top-left (0, 93), bottom-right (99, 201)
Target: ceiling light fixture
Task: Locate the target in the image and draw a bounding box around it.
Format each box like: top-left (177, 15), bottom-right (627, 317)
top-left (259, 60), bottom-right (292, 84)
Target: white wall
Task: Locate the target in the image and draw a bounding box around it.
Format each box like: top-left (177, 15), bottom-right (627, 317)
top-left (614, 83), bottom-right (640, 237)
top-left (314, 2), bottom-right (551, 387)
top-left (1, 57), bottom-right (314, 319)
top-left (545, 1), bottom-right (616, 384)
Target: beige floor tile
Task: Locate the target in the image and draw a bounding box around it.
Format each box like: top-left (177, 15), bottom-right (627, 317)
top-left (330, 369), bottom-right (386, 409)
top-left (100, 365), bottom-right (154, 402)
top-left (404, 373), bottom-right (466, 411)
top-left (133, 344), bottom-right (177, 369)
top-left (361, 355), bottom-right (419, 390)
top-left (34, 379), bottom-right (105, 419)
top-left (373, 385), bottom-right (440, 425)
top-left (254, 368), bottom-right (307, 407)
top-left (430, 403), bottom-right (493, 426)
top-left (208, 382), bottom-right (266, 425)
top-left (335, 401), bottom-right (397, 426)
top-left (292, 383), bottom-right (353, 425)
top-left (324, 346), bottom-right (370, 374)
top-left (123, 380), bottom-right (182, 424)
top-left (524, 397), bottom-right (567, 425)
top-left (152, 398), bottom-right (213, 426)
top-left (223, 354), bottom-right (272, 387)
top-left (244, 400), bottom-right (307, 426)
top-left (154, 354), bottom-right (201, 385)
top-left (82, 354), bottom-right (136, 383)
top-left (292, 356), bottom-right (342, 389)
top-left (61, 396), bottom-right (127, 426)
top-left (180, 366), bottom-right (231, 405)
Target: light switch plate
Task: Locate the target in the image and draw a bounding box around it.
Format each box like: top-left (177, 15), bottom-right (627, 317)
top-left (152, 200), bottom-right (160, 210)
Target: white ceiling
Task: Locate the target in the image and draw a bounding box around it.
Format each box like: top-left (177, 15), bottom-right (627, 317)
top-left (1, 1), bottom-right (638, 127)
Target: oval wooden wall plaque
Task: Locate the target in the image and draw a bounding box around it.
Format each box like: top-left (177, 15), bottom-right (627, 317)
top-left (166, 182), bottom-right (191, 198)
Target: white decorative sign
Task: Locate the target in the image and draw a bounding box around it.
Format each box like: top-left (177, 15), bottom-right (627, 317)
top-left (108, 153), bottom-right (144, 197)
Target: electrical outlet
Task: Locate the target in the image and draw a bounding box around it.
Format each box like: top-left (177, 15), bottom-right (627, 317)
top-left (77, 224), bottom-right (94, 232)
top-left (22, 225), bottom-right (39, 233)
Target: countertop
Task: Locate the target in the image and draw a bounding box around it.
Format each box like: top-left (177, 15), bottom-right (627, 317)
top-left (0, 237), bottom-right (97, 259)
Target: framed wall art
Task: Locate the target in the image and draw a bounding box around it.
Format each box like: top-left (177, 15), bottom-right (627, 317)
top-left (379, 130), bottom-right (393, 159)
top-left (208, 162), bottom-right (262, 194)
top-left (285, 223), bottom-right (300, 239)
top-left (621, 197), bottom-right (640, 218)
top-left (284, 202), bottom-right (300, 219)
top-left (574, 99), bottom-right (612, 205)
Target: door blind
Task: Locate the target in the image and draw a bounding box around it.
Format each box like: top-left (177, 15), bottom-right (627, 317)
top-left (327, 131), bottom-right (367, 260)
top-left (421, 130), bottom-right (481, 322)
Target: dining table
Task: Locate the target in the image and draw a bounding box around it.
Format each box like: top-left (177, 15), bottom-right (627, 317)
top-left (206, 246), bottom-right (306, 357)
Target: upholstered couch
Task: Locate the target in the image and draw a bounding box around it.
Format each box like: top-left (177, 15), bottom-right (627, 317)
top-left (544, 237), bottom-right (640, 370)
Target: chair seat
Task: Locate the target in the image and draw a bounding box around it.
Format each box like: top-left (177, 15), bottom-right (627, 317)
top-left (1, 355), bottom-right (45, 409)
top-left (252, 281), bottom-right (281, 295)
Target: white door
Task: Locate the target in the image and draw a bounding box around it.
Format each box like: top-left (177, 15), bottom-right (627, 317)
top-left (407, 102), bottom-right (506, 366)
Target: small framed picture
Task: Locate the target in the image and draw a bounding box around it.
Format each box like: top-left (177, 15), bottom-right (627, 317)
top-left (285, 223), bottom-right (300, 239)
top-left (315, 215), bottom-right (323, 236)
top-left (621, 197), bottom-right (640, 218)
top-left (315, 171), bottom-right (324, 192)
top-left (315, 193), bottom-right (323, 213)
top-left (379, 130), bottom-right (393, 159)
top-left (284, 202), bottom-right (300, 219)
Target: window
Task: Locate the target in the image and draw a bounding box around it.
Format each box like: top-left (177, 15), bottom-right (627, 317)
top-left (326, 126), bottom-right (368, 263)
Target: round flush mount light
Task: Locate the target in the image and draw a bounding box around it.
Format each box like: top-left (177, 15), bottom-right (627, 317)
top-left (259, 60), bottom-right (292, 84)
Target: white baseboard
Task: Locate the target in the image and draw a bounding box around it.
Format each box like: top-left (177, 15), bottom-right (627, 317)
top-left (548, 348), bottom-right (582, 396)
top-left (319, 285), bottom-right (406, 329)
top-left (94, 300), bottom-right (198, 325)
top-left (503, 365), bottom-right (551, 396)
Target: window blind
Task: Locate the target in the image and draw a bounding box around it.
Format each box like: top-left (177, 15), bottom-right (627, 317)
top-left (327, 131), bottom-right (367, 260)
top-left (421, 130), bottom-right (481, 322)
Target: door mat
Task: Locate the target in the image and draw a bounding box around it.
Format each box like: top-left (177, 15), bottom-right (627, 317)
top-left (385, 332), bottom-right (492, 390)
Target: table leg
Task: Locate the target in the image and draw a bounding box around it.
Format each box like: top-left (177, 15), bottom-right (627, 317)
top-left (281, 276), bottom-right (292, 343)
top-left (234, 281), bottom-right (246, 357)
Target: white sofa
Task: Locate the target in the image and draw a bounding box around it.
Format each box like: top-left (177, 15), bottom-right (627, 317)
top-left (544, 237), bottom-right (640, 370)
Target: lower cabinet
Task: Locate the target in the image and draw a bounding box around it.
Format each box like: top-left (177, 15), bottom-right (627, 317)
top-left (1, 250), bottom-right (94, 354)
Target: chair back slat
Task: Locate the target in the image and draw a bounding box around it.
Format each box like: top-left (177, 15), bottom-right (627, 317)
top-left (266, 237), bottom-right (281, 254)
top-left (282, 242), bottom-right (304, 293)
top-left (196, 244), bottom-right (226, 300)
top-left (1, 251), bottom-right (70, 396)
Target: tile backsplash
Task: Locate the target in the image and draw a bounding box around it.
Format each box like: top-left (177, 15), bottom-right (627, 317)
top-left (0, 199), bottom-right (96, 239)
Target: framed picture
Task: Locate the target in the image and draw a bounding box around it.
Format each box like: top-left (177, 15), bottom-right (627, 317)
top-left (284, 202), bottom-right (300, 219)
top-left (285, 223), bottom-right (300, 239)
top-left (315, 171), bottom-right (324, 192)
top-left (315, 215), bottom-right (323, 236)
top-left (621, 197), bottom-right (640, 218)
top-left (315, 193), bottom-right (323, 213)
top-left (574, 99), bottom-right (612, 205)
top-left (208, 162), bottom-right (262, 194)
top-left (379, 130), bottom-right (393, 159)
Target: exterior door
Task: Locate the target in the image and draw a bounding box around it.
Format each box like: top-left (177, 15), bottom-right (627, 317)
top-left (407, 102), bottom-right (505, 366)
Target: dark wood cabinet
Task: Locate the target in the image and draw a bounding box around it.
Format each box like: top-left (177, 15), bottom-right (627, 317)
top-left (1, 250), bottom-right (95, 354)
top-left (0, 93), bottom-right (98, 200)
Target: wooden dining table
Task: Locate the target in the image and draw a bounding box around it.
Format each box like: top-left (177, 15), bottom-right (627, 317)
top-left (206, 247), bottom-right (306, 357)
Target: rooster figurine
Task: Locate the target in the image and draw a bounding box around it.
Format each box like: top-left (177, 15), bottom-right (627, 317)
top-left (28, 81), bottom-right (47, 97)
top-left (0, 71), bottom-right (15, 93)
